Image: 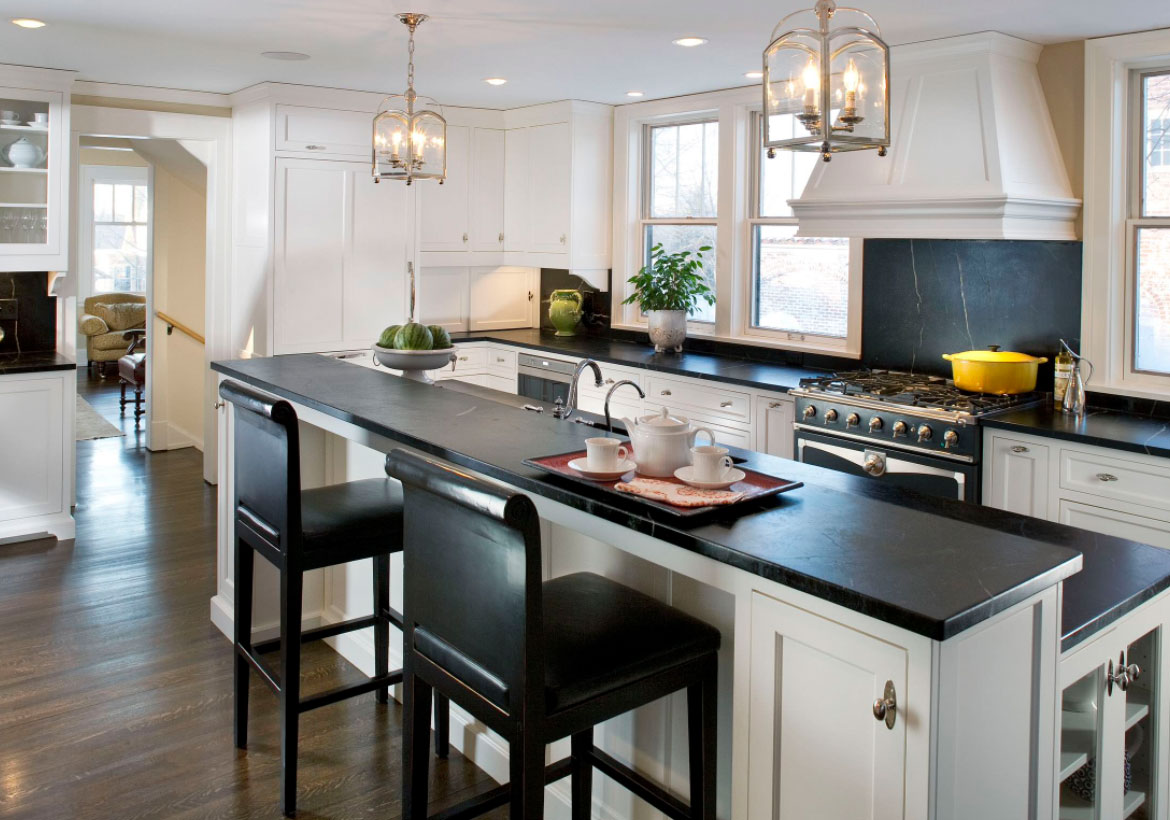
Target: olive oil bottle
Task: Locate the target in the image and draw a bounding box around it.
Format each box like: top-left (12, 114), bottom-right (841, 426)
top-left (1054, 343), bottom-right (1074, 405)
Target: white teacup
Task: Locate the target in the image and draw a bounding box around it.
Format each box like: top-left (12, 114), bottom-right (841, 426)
top-left (0, 111), bottom-right (17, 121)
top-left (585, 437), bottom-right (629, 472)
top-left (691, 444), bottom-right (733, 483)
top-left (32, 112), bottom-right (48, 125)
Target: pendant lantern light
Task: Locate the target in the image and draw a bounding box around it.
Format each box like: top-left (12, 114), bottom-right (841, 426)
top-left (762, 0), bottom-right (890, 162)
top-left (372, 13), bottom-right (447, 184)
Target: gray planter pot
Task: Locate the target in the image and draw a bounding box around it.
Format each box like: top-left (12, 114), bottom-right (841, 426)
top-left (646, 309), bottom-right (687, 353)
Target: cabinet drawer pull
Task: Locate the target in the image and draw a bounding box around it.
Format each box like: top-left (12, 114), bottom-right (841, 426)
top-left (560, 234), bottom-right (567, 244)
top-left (1096, 473), bottom-right (1119, 482)
top-left (305, 144), bottom-right (326, 150)
top-left (720, 400), bottom-right (733, 408)
top-left (872, 680), bottom-right (897, 729)
top-left (459, 356), bottom-right (469, 362)
top-left (462, 233), bottom-right (469, 243)
top-left (768, 401), bottom-right (784, 409)
top-left (660, 389), bottom-right (672, 396)
top-left (1010, 445), bottom-right (1029, 454)
top-left (496, 357), bottom-right (506, 363)
top-left (498, 232), bottom-right (505, 242)
top-left (605, 378), bottom-right (615, 384)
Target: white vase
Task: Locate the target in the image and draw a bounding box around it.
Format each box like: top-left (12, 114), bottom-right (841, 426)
top-left (646, 309), bottom-right (687, 353)
top-left (5, 138), bottom-right (44, 169)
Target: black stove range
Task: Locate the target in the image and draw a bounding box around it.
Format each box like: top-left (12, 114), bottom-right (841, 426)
top-left (790, 370), bottom-right (1045, 503)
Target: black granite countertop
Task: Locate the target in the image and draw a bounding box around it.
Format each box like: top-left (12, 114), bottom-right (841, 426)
top-left (213, 353), bottom-right (1085, 641)
top-left (450, 329), bottom-right (826, 393)
top-left (983, 405), bottom-right (1170, 461)
top-left (0, 351), bottom-right (76, 375)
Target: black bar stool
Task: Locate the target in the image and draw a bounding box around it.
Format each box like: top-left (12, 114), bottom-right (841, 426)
top-left (386, 449), bottom-right (721, 820)
top-left (220, 381), bottom-right (449, 817)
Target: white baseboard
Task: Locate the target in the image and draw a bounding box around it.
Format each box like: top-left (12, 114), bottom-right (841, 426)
top-left (208, 593), bottom-right (325, 644)
top-left (167, 420), bottom-right (203, 452)
top-left (0, 511), bottom-right (75, 544)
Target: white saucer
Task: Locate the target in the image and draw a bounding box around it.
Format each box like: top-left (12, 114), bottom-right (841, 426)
top-left (674, 466), bottom-right (745, 490)
top-left (0, 120), bottom-right (23, 127)
top-left (567, 457), bottom-right (636, 481)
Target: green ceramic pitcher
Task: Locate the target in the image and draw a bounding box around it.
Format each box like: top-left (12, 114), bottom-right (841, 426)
top-left (548, 289), bottom-right (583, 336)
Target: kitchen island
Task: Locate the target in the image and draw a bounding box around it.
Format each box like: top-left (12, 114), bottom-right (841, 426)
top-left (211, 353), bottom-right (1164, 820)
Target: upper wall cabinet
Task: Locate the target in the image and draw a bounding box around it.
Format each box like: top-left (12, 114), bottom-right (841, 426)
top-left (0, 65), bottom-right (74, 273)
top-left (419, 125), bottom-right (472, 252)
top-left (418, 125), bottom-right (504, 259)
top-left (275, 104), bottom-right (371, 158)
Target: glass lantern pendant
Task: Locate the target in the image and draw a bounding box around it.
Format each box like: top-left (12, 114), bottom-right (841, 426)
top-left (373, 13), bottom-right (447, 185)
top-left (762, 0), bottom-right (890, 162)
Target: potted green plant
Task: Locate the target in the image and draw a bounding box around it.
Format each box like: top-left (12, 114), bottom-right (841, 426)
top-left (622, 243), bottom-right (715, 352)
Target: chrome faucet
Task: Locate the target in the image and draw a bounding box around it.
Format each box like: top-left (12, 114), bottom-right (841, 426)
top-left (552, 358), bottom-right (604, 420)
top-left (604, 379), bottom-right (646, 433)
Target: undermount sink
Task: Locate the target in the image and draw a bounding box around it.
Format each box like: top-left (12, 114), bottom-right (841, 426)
top-left (434, 379), bottom-right (627, 433)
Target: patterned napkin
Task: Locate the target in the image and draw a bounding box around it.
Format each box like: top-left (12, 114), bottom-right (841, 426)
top-left (614, 477), bottom-right (745, 508)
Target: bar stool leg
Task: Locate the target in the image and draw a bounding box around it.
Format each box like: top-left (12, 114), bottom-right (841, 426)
top-left (373, 554), bottom-right (390, 705)
top-left (570, 728), bottom-right (594, 820)
top-left (509, 731), bottom-right (546, 820)
top-left (403, 669), bottom-right (432, 820)
top-left (233, 539), bottom-right (254, 750)
top-left (279, 567), bottom-right (303, 817)
top-left (434, 694), bottom-right (450, 757)
top-left (687, 657), bottom-right (718, 820)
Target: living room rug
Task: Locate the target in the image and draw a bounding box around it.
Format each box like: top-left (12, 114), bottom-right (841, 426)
top-left (76, 396), bottom-right (124, 441)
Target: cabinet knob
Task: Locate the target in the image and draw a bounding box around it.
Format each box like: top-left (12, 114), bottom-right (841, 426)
top-left (213, 400), bottom-right (225, 410)
top-left (605, 378), bottom-right (615, 384)
top-left (498, 232), bottom-right (505, 242)
top-left (768, 401), bottom-right (784, 409)
top-left (305, 144), bottom-right (325, 150)
top-left (459, 356), bottom-right (468, 362)
top-left (1010, 445), bottom-right (1029, 453)
top-left (560, 234), bottom-right (567, 244)
top-left (497, 357), bottom-right (506, 363)
top-left (1107, 652), bottom-right (1142, 696)
top-left (660, 389), bottom-right (672, 396)
top-left (720, 400), bottom-right (733, 408)
top-left (1096, 473), bottom-right (1119, 482)
top-left (462, 233), bottom-right (469, 243)
top-left (872, 680), bottom-right (897, 729)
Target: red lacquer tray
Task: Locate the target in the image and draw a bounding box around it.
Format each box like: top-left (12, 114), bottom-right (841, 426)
top-left (523, 449), bottom-right (803, 519)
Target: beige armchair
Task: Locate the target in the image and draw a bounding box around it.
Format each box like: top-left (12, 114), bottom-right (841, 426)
top-left (80, 293), bottom-right (146, 376)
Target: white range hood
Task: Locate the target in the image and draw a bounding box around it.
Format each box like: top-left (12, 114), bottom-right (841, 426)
top-left (790, 32), bottom-right (1081, 240)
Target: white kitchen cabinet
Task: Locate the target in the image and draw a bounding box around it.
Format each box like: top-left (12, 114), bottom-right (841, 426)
top-left (1057, 595), bottom-right (1170, 819)
top-left (417, 266), bottom-right (470, 332)
top-left (986, 432), bottom-right (1051, 519)
top-left (528, 122), bottom-right (571, 253)
top-left (503, 128), bottom-right (531, 253)
top-left (0, 370), bottom-right (74, 542)
top-left (756, 394), bottom-right (795, 460)
top-left (1059, 500), bottom-right (1170, 550)
top-left (275, 104), bottom-right (371, 158)
top-left (0, 67), bottom-right (73, 273)
top-left (419, 124), bottom-right (471, 252)
top-left (470, 128), bottom-right (505, 251)
top-left (468, 266), bottom-right (536, 331)
top-left (273, 157), bottom-right (407, 354)
top-left (748, 591), bottom-right (909, 820)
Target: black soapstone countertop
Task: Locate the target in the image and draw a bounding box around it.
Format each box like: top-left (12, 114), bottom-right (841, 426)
top-left (213, 353), bottom-right (1088, 642)
top-left (983, 405), bottom-right (1170, 461)
top-left (0, 351), bottom-right (76, 375)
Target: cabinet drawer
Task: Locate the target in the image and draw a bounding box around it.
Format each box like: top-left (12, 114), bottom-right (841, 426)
top-left (451, 346), bottom-right (487, 371)
top-left (484, 374), bottom-right (516, 394)
top-left (647, 376), bottom-right (751, 423)
top-left (643, 403), bottom-right (752, 450)
top-left (578, 361), bottom-right (644, 397)
top-left (276, 105), bottom-right (371, 157)
top-left (1059, 500), bottom-right (1170, 550)
top-left (487, 347), bottom-right (518, 375)
top-left (1059, 448), bottom-right (1170, 512)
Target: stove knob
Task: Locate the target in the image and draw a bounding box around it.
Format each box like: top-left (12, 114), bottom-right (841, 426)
top-left (824, 408), bottom-right (839, 425)
top-left (863, 452), bottom-right (886, 476)
top-left (868, 416), bottom-right (883, 433)
top-left (943, 429), bottom-right (959, 449)
top-left (845, 412), bottom-right (861, 429)
top-left (892, 420), bottom-right (908, 438)
top-left (916, 424), bottom-right (933, 443)
top-left (802, 405), bottom-right (817, 420)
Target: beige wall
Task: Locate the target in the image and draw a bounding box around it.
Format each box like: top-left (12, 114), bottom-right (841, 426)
top-left (150, 150), bottom-right (206, 451)
top-left (78, 147), bottom-right (147, 167)
top-left (1038, 40), bottom-right (1086, 237)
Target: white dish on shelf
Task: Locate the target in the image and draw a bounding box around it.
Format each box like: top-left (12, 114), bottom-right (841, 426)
top-left (0, 120), bottom-right (22, 127)
top-left (674, 465), bottom-right (745, 490)
top-left (567, 458), bottom-right (636, 481)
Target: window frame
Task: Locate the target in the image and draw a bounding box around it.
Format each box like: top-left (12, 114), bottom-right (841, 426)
top-left (1084, 31), bottom-right (1170, 399)
top-left (79, 164), bottom-right (152, 297)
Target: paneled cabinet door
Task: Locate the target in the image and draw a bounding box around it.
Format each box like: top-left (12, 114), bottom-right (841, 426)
top-left (748, 591), bottom-right (907, 820)
top-left (468, 267), bottom-right (534, 330)
top-left (756, 395), bottom-right (795, 460)
top-left (0, 374), bottom-right (63, 522)
top-left (503, 128), bottom-right (531, 252)
top-left (985, 434), bottom-right (1051, 519)
top-left (1059, 500), bottom-right (1170, 550)
top-left (470, 128), bottom-right (505, 251)
top-left (344, 168), bottom-right (408, 348)
top-left (418, 124), bottom-right (470, 251)
top-left (527, 122), bottom-right (571, 253)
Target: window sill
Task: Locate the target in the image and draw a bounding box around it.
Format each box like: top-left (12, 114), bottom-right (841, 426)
top-left (611, 320), bottom-right (860, 359)
top-left (1087, 381), bottom-right (1170, 404)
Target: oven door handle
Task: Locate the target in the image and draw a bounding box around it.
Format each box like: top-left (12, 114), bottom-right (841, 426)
top-left (798, 438), bottom-right (967, 499)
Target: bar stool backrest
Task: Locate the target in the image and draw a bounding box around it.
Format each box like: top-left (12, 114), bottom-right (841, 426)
top-left (220, 380), bottom-right (302, 557)
top-left (386, 449), bottom-right (543, 720)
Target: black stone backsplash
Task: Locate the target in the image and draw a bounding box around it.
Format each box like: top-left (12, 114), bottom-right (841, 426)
top-left (861, 239), bottom-right (1082, 384)
top-left (0, 272), bottom-right (56, 354)
top-left (537, 269), bottom-right (612, 335)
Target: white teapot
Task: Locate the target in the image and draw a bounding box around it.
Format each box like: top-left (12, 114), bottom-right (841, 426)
top-left (5, 138), bottom-right (45, 169)
top-left (620, 407), bottom-right (715, 477)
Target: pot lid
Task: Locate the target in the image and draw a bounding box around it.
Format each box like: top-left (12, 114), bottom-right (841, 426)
top-left (636, 406), bottom-right (690, 430)
top-left (943, 345), bottom-right (1047, 364)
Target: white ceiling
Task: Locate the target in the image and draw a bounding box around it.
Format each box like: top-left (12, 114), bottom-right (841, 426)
top-left (1, 0), bottom-right (1168, 107)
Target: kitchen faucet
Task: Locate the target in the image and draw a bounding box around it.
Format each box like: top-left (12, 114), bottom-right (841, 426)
top-left (604, 379), bottom-right (646, 433)
top-left (552, 359), bottom-right (604, 420)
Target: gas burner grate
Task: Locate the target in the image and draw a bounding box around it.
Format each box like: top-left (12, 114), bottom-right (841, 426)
top-left (798, 370), bottom-right (1043, 416)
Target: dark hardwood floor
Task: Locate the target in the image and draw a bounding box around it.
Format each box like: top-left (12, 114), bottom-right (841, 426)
top-left (0, 371), bottom-right (498, 819)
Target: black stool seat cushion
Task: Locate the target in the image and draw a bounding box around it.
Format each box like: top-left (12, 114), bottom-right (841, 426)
top-left (300, 478), bottom-right (404, 561)
top-left (542, 572), bottom-right (721, 713)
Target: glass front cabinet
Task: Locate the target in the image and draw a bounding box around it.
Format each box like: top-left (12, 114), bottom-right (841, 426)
top-left (1057, 596), bottom-right (1170, 819)
top-left (0, 66), bottom-right (73, 272)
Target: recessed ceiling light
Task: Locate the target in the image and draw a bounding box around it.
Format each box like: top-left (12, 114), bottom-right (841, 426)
top-left (484, 77), bottom-right (508, 86)
top-left (261, 51), bottom-right (310, 61)
top-left (744, 71), bottom-right (764, 80)
top-left (626, 91), bottom-right (644, 97)
top-left (11, 18), bottom-right (45, 28)
top-left (673, 36), bottom-right (708, 47)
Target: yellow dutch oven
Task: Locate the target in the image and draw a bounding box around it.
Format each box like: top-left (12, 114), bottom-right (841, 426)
top-left (942, 346), bottom-right (1048, 395)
